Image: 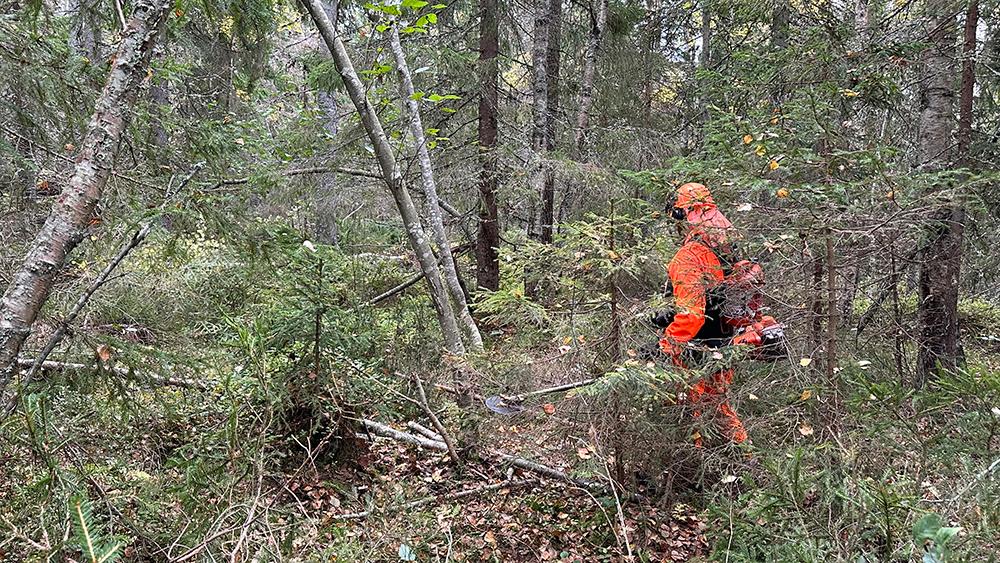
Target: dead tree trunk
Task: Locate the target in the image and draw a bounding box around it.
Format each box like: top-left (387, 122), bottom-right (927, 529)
top-left (476, 0), bottom-right (501, 292)
top-left (300, 0), bottom-right (466, 359)
top-left (915, 0), bottom-right (962, 386)
top-left (388, 27), bottom-right (484, 351)
top-left (573, 0), bottom-right (607, 160)
top-left (0, 0), bottom-right (172, 392)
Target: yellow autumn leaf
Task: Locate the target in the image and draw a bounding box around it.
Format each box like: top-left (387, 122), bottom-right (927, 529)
top-left (799, 357), bottom-right (813, 367)
top-left (754, 145), bottom-right (767, 156)
top-left (742, 134), bottom-right (754, 145)
top-left (840, 89), bottom-right (860, 97)
top-left (800, 389), bottom-right (812, 401)
top-left (769, 159), bottom-right (780, 170)
top-left (799, 422), bottom-right (814, 436)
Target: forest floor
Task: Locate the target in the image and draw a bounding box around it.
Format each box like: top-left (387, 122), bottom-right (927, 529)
top-left (287, 425), bottom-right (710, 562)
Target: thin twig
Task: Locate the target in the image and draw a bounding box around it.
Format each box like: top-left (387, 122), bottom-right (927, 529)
top-left (4, 224), bottom-right (152, 417)
top-left (413, 373), bottom-right (462, 466)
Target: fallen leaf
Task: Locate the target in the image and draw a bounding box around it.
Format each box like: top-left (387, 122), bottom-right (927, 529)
top-left (720, 474), bottom-right (737, 484)
top-left (754, 145), bottom-right (767, 156)
top-left (64, 143), bottom-right (75, 151)
top-left (776, 188), bottom-right (790, 198)
top-left (576, 447), bottom-right (592, 460)
top-left (542, 403), bottom-right (555, 415)
top-left (748, 393), bottom-right (759, 400)
top-left (96, 344), bottom-right (112, 362)
top-left (799, 422), bottom-right (814, 436)
top-left (742, 134), bottom-right (753, 145)
top-left (768, 159), bottom-right (780, 170)
top-left (234, 137), bottom-right (245, 145)
top-left (736, 203), bottom-right (753, 212)
top-left (484, 530), bottom-right (497, 545)
top-left (799, 389), bottom-right (812, 401)
top-left (799, 357), bottom-right (812, 367)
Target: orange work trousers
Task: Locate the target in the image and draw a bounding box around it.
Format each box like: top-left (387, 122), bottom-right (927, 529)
top-left (688, 368), bottom-right (748, 446)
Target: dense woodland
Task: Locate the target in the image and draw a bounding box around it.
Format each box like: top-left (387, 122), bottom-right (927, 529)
top-left (2, 0), bottom-right (1000, 559)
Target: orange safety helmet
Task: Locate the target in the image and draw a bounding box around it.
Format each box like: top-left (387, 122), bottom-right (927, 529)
top-left (671, 183), bottom-right (736, 249)
top-left (673, 182), bottom-right (716, 211)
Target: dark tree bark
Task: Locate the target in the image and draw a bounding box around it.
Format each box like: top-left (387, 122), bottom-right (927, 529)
top-left (540, 0), bottom-right (562, 243)
top-left (915, 0), bottom-right (963, 385)
top-left (476, 0), bottom-right (501, 291)
top-left (0, 0), bottom-right (172, 392)
top-left (771, 0), bottom-right (789, 49)
top-left (957, 0), bottom-right (979, 160)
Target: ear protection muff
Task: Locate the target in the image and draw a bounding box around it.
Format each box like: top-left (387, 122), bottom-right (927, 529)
top-left (670, 206), bottom-right (687, 221)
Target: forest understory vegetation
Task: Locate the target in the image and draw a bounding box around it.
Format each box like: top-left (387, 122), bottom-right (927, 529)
top-left (2, 0), bottom-right (1000, 560)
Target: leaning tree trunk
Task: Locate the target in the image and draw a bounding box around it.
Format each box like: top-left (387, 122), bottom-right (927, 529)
top-left (573, 0), bottom-right (606, 161)
top-left (0, 0), bottom-right (172, 392)
top-left (388, 27), bottom-right (484, 351)
top-left (915, 0), bottom-right (962, 386)
top-left (300, 0), bottom-right (466, 358)
top-left (475, 0), bottom-right (501, 292)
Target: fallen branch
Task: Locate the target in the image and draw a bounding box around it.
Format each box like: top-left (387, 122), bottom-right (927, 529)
top-left (406, 421), bottom-right (444, 442)
top-left (361, 419), bottom-right (447, 450)
top-left (497, 453), bottom-right (603, 491)
top-left (363, 245), bottom-right (472, 307)
top-left (360, 418), bottom-right (603, 491)
top-left (413, 373), bottom-right (462, 466)
top-left (15, 359), bottom-right (209, 391)
top-left (5, 224), bottom-right (152, 417)
top-left (366, 272), bottom-right (423, 306)
top-left (333, 478), bottom-right (536, 520)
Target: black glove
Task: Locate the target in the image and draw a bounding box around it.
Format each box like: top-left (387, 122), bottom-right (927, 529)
top-left (651, 310), bottom-right (672, 328)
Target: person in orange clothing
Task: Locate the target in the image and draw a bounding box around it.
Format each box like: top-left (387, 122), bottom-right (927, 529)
top-left (655, 183), bottom-right (774, 447)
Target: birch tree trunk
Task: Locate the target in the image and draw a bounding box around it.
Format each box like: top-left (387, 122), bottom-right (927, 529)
top-left (300, 0), bottom-right (466, 357)
top-left (388, 26), bottom-right (484, 352)
top-left (915, 0), bottom-right (963, 386)
top-left (476, 0), bottom-right (501, 291)
top-left (0, 0), bottom-right (172, 392)
top-left (573, 0), bottom-right (606, 161)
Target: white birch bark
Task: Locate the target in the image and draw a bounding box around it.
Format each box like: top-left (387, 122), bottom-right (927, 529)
top-left (387, 26), bottom-right (483, 352)
top-left (0, 0), bottom-right (172, 391)
top-left (574, 0), bottom-right (607, 160)
top-left (300, 0), bottom-right (466, 355)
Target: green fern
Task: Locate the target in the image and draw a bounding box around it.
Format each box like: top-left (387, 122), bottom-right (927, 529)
top-left (70, 494), bottom-right (124, 563)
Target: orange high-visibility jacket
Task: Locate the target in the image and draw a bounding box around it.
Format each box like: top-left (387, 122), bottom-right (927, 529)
top-left (662, 239), bottom-right (726, 346)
